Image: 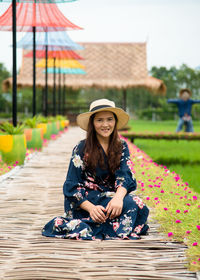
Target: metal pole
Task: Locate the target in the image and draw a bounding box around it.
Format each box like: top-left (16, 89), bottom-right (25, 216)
top-left (123, 89), bottom-right (127, 111)
top-left (58, 68), bottom-right (61, 114)
top-left (12, 0), bottom-right (17, 126)
top-left (33, 26), bottom-right (36, 116)
top-left (62, 73), bottom-right (66, 115)
top-left (45, 44), bottom-right (48, 116)
top-left (53, 57), bottom-right (56, 116)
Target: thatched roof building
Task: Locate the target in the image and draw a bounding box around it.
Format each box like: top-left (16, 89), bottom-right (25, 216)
top-left (3, 42), bottom-right (166, 94)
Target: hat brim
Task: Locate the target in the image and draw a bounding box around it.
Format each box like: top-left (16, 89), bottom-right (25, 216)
top-left (77, 107), bottom-right (129, 131)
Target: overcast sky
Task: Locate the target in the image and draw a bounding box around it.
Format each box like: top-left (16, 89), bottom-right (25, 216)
top-left (0, 0), bottom-right (199, 72)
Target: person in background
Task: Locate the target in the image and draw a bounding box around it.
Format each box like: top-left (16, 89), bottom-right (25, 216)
top-left (167, 88), bottom-right (200, 132)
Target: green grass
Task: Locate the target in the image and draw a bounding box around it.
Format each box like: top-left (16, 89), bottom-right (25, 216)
top-left (128, 120), bottom-right (200, 193)
top-left (129, 119), bottom-right (200, 133)
top-left (168, 164), bottom-right (200, 193)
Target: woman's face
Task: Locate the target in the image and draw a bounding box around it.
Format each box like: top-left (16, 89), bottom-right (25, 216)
top-left (93, 111), bottom-right (116, 139)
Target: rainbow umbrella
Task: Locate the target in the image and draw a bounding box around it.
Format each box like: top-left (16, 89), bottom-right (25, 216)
top-left (17, 30), bottom-right (84, 115)
top-left (0, 0), bottom-right (80, 123)
top-left (25, 49), bottom-right (84, 115)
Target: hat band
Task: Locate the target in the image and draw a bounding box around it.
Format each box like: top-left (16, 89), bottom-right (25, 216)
top-left (90, 104), bottom-right (113, 112)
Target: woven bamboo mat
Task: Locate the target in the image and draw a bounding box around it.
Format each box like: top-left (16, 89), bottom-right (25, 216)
top-left (0, 127), bottom-right (197, 280)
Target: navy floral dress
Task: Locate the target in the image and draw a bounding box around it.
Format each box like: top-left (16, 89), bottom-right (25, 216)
top-left (42, 139), bottom-right (149, 240)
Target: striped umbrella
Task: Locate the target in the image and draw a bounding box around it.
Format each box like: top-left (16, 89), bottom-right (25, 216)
top-left (0, 0), bottom-right (80, 123)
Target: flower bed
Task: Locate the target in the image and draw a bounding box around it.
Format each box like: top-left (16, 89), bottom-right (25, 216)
top-left (124, 137), bottom-right (200, 271)
top-left (121, 131), bottom-right (200, 141)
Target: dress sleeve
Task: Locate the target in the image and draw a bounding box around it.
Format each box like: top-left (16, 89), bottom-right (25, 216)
top-left (63, 142), bottom-right (87, 209)
top-left (114, 140), bottom-right (137, 193)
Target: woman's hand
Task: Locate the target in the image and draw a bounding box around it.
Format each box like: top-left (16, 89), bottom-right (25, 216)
top-left (89, 205), bottom-right (106, 223)
top-left (105, 196), bottom-right (123, 220)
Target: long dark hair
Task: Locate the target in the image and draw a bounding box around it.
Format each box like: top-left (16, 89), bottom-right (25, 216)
top-left (84, 112), bottom-right (122, 174)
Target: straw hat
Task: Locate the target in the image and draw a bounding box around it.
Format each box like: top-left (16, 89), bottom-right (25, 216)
top-left (179, 88), bottom-right (192, 97)
top-left (77, 99), bottom-right (129, 131)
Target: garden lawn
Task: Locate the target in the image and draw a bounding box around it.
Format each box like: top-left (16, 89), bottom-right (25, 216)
top-left (125, 137), bottom-right (200, 271)
top-left (128, 120), bottom-right (200, 193)
top-left (129, 120), bottom-right (200, 133)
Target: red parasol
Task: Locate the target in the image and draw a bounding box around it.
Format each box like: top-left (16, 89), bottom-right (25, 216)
top-left (25, 49), bottom-right (83, 60)
top-left (0, 2), bottom-right (81, 31)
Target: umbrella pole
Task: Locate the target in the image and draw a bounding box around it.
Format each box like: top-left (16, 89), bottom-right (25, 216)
top-left (12, 0), bottom-right (17, 126)
top-left (62, 73), bottom-right (66, 115)
top-left (45, 44), bottom-right (48, 117)
top-left (33, 26), bottom-right (36, 116)
top-left (53, 57), bottom-right (56, 116)
top-left (58, 68), bottom-right (61, 115)
top-left (122, 89), bottom-right (127, 111)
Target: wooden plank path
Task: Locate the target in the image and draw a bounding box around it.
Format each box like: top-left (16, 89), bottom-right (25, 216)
top-left (0, 127), bottom-right (197, 280)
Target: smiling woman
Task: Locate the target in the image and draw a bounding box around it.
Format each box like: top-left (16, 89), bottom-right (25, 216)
top-left (42, 99), bottom-right (149, 240)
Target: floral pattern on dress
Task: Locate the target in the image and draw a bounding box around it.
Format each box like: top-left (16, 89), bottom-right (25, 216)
top-left (132, 196), bottom-right (144, 209)
top-left (42, 139), bottom-right (149, 240)
top-left (72, 154), bottom-right (83, 168)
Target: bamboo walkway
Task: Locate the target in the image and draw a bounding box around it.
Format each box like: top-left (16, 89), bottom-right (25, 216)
top-left (0, 127), bottom-right (198, 280)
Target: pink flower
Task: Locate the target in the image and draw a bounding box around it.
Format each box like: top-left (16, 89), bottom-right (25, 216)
top-left (198, 205), bottom-right (200, 208)
top-left (176, 210), bottom-right (180, 213)
top-left (184, 210), bottom-right (188, 213)
top-left (186, 203), bottom-right (191, 206)
top-left (196, 225), bottom-right (200, 230)
top-left (193, 196), bottom-right (198, 200)
top-left (186, 230), bottom-right (191, 234)
top-left (198, 258), bottom-right (200, 261)
top-left (15, 161), bottom-right (19, 164)
top-left (163, 208), bottom-right (168, 211)
top-left (160, 190), bottom-right (165, 193)
top-left (146, 197), bottom-right (150, 200)
top-left (174, 175), bottom-right (180, 182)
top-left (168, 232), bottom-right (173, 237)
top-left (192, 242), bottom-right (198, 246)
top-left (193, 262), bottom-right (197, 264)
top-left (175, 220), bottom-right (181, 223)
top-left (154, 197), bottom-right (159, 200)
